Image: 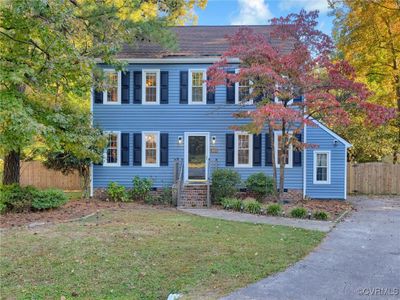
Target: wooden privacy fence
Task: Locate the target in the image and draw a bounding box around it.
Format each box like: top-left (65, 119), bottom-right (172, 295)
top-left (347, 162), bottom-right (400, 195)
top-left (20, 161), bottom-right (81, 191)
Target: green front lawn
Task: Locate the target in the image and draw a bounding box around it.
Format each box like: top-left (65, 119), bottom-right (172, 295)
top-left (0, 207), bottom-right (324, 299)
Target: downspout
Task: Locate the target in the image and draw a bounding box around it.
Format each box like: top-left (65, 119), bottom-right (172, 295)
top-left (303, 123), bottom-right (307, 199)
top-left (90, 85), bottom-right (94, 198)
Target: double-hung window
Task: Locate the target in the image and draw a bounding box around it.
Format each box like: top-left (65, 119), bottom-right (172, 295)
top-left (143, 69), bottom-right (160, 104)
top-left (314, 151), bottom-right (330, 184)
top-left (235, 132), bottom-right (253, 167)
top-left (142, 131), bottom-right (160, 167)
top-left (103, 70), bottom-right (121, 104)
top-left (235, 69), bottom-right (253, 104)
top-left (274, 132), bottom-right (293, 168)
top-left (189, 69), bottom-right (206, 104)
top-left (104, 132), bottom-right (121, 166)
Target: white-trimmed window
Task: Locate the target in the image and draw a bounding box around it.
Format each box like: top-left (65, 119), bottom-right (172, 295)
top-left (274, 132), bottom-right (293, 168)
top-left (235, 132), bottom-right (253, 167)
top-left (142, 131), bottom-right (160, 167)
top-left (235, 69), bottom-right (253, 104)
top-left (314, 151), bottom-right (331, 184)
top-left (103, 70), bottom-right (121, 104)
top-left (104, 131), bottom-right (121, 166)
top-left (142, 69), bottom-right (160, 104)
top-left (189, 69), bottom-right (206, 104)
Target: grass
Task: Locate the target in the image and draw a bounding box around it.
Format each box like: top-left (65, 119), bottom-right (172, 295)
top-left (0, 207), bottom-right (325, 299)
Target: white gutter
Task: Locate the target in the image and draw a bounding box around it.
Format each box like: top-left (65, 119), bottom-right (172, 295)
top-left (95, 57), bottom-right (240, 64)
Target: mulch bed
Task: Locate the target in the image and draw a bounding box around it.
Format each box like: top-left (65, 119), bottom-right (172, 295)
top-left (0, 200), bottom-right (144, 229)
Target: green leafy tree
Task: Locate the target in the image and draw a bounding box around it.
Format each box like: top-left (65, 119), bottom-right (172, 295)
top-left (0, 0), bottom-right (207, 184)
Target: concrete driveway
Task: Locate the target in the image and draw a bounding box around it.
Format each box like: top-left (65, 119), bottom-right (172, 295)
top-left (222, 196), bottom-right (400, 300)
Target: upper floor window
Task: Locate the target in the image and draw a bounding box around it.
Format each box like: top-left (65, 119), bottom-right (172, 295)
top-left (235, 132), bottom-right (253, 168)
top-left (274, 132), bottom-right (293, 168)
top-left (189, 69), bottom-right (206, 104)
top-left (143, 69), bottom-right (160, 104)
top-left (142, 131), bottom-right (160, 167)
top-left (314, 151), bottom-right (330, 184)
top-left (103, 70), bottom-right (121, 104)
top-left (235, 69), bottom-right (253, 104)
top-left (104, 132), bottom-right (121, 166)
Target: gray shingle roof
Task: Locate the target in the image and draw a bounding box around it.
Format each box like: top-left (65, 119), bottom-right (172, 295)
top-left (118, 25), bottom-right (288, 59)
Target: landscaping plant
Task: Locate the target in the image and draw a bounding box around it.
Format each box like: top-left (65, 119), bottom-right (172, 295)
top-left (107, 182), bottom-right (128, 202)
top-left (266, 203), bottom-right (282, 216)
top-left (211, 169), bottom-right (241, 203)
top-left (31, 189), bottom-right (68, 210)
top-left (313, 211), bottom-right (329, 221)
top-left (245, 173), bottom-right (275, 201)
top-left (243, 199), bottom-right (262, 214)
top-left (131, 176), bottom-right (153, 201)
top-left (290, 207), bottom-right (307, 219)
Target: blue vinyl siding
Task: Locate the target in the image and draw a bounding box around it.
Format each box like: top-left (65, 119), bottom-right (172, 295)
top-left (306, 125), bottom-right (346, 199)
top-left (93, 63), bottom-right (347, 199)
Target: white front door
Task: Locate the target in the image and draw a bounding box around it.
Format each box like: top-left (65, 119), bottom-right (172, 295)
top-left (184, 132), bottom-right (209, 182)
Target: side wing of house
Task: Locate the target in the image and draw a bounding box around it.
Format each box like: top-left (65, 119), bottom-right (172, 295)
top-left (305, 120), bottom-right (351, 200)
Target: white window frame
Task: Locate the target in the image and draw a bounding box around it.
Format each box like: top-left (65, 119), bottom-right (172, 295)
top-left (313, 150), bottom-right (331, 184)
top-left (103, 70), bottom-right (121, 105)
top-left (188, 69), bottom-right (207, 104)
top-left (142, 131), bottom-right (160, 167)
top-left (103, 131), bottom-right (121, 166)
top-left (142, 69), bottom-right (160, 105)
top-left (274, 131), bottom-right (293, 168)
top-left (234, 131), bottom-right (253, 168)
top-left (235, 69), bottom-right (253, 105)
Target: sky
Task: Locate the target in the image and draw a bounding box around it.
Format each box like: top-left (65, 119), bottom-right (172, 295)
top-left (195, 0), bottom-right (334, 36)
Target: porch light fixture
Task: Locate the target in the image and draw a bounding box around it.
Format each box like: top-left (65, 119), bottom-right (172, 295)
top-left (178, 136), bottom-right (183, 144)
top-left (333, 140), bottom-right (338, 146)
top-left (211, 136), bottom-right (216, 144)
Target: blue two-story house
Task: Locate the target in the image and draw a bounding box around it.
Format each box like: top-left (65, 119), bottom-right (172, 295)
top-left (91, 26), bottom-right (351, 206)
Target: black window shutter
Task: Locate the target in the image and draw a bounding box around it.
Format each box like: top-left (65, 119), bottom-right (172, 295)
top-left (226, 70), bottom-right (235, 104)
top-left (206, 76), bottom-right (215, 104)
top-left (133, 71), bottom-right (142, 104)
top-left (226, 133), bottom-right (235, 166)
top-left (265, 133), bottom-right (273, 166)
top-left (253, 134), bottom-right (262, 166)
top-left (94, 90), bottom-right (103, 104)
top-left (180, 71), bottom-right (188, 104)
top-left (293, 133), bottom-right (302, 166)
top-left (121, 133), bottom-right (129, 165)
top-left (121, 71), bottom-right (130, 104)
top-left (160, 71), bottom-right (169, 104)
top-left (160, 133), bottom-right (169, 166)
top-left (133, 133), bottom-right (142, 166)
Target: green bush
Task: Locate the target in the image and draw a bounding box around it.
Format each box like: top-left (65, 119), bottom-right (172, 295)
top-left (107, 182), bottom-right (128, 202)
top-left (290, 207), bottom-right (307, 218)
top-left (0, 184), bottom-right (36, 212)
top-left (243, 199), bottom-right (262, 214)
top-left (211, 169), bottom-right (241, 203)
top-left (245, 173), bottom-right (275, 201)
top-left (0, 184), bottom-right (68, 212)
top-left (159, 187), bottom-right (173, 205)
top-left (131, 176), bottom-right (153, 201)
top-left (231, 198), bottom-right (243, 211)
top-left (31, 189), bottom-right (68, 210)
top-left (266, 203), bottom-right (282, 216)
top-left (313, 211), bottom-right (329, 220)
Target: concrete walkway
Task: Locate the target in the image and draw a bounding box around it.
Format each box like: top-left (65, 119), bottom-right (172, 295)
top-left (221, 196), bottom-right (400, 300)
top-left (181, 208), bottom-right (335, 232)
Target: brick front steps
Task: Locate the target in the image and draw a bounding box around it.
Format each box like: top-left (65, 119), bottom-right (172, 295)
top-left (179, 184), bottom-right (209, 208)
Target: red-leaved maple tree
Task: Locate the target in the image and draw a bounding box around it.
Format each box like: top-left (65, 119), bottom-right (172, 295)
top-left (207, 10), bottom-right (396, 200)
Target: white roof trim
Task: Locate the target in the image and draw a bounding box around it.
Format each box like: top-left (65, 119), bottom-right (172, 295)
top-left (95, 57), bottom-right (240, 64)
top-left (311, 118), bottom-right (352, 148)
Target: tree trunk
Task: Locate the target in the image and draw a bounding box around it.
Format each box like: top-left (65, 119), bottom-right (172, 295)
top-left (278, 123), bottom-right (287, 201)
top-left (80, 166), bottom-right (90, 199)
top-left (3, 150), bottom-right (21, 185)
top-left (393, 75), bottom-right (400, 164)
